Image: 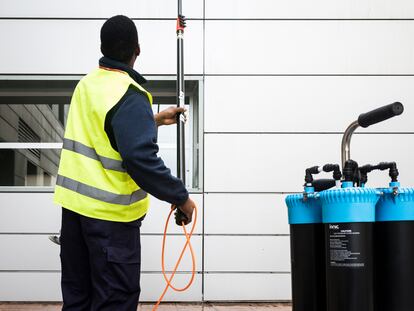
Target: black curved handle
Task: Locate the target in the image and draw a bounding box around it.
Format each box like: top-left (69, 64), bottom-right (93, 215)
top-left (358, 102), bottom-right (404, 128)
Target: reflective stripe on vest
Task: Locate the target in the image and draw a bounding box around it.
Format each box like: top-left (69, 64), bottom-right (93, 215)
top-left (56, 175), bottom-right (147, 205)
top-left (63, 138), bottom-right (126, 172)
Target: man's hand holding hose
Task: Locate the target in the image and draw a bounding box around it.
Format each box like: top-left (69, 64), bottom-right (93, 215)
top-left (175, 197), bottom-right (196, 225)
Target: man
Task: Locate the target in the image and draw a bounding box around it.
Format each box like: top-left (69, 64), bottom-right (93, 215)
top-left (54, 15), bottom-right (195, 310)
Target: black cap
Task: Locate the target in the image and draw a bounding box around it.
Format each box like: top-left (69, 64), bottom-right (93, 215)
top-left (100, 15), bottom-right (139, 63)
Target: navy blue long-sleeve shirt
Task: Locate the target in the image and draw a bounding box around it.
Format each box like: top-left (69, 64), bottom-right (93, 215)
top-left (101, 57), bottom-right (189, 206)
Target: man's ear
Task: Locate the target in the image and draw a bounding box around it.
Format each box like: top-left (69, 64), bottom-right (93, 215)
top-left (135, 45), bottom-right (141, 57)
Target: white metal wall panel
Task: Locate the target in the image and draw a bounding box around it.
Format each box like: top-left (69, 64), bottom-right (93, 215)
top-left (204, 236), bottom-right (290, 272)
top-left (0, 272), bottom-right (201, 302)
top-left (0, 235), bottom-right (201, 272)
top-left (0, 273), bottom-right (62, 301)
top-left (0, 193), bottom-right (61, 233)
top-left (205, 21), bottom-right (414, 74)
top-left (140, 274), bottom-right (202, 302)
top-left (0, 0), bottom-right (203, 18)
top-left (205, 134), bottom-right (414, 192)
top-left (205, 0), bottom-right (414, 19)
top-left (204, 194), bottom-right (289, 235)
top-left (204, 76), bottom-right (413, 133)
top-left (0, 193), bottom-right (59, 233)
top-left (141, 236), bottom-right (202, 272)
top-left (142, 194), bottom-right (203, 234)
top-left (0, 235), bottom-right (60, 270)
top-left (0, 193), bottom-right (201, 234)
top-left (0, 20), bottom-right (203, 74)
top-left (204, 273), bottom-right (291, 301)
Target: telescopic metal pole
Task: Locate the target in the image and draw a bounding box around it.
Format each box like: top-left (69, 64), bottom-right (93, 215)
top-left (176, 0), bottom-right (186, 185)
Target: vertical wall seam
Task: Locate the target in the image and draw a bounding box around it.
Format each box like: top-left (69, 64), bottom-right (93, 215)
top-left (201, 0), bottom-right (206, 302)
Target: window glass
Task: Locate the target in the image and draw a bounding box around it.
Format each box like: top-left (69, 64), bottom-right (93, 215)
top-left (0, 148), bottom-right (60, 186)
top-left (0, 78), bottom-right (201, 190)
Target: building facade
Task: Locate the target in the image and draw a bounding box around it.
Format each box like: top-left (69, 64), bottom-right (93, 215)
top-left (0, 0), bottom-right (414, 302)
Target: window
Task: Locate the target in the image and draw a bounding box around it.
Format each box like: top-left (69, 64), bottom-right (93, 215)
top-left (0, 76), bottom-right (203, 191)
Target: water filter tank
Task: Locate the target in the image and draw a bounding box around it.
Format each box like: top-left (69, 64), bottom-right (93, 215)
top-left (320, 182), bottom-right (379, 311)
top-left (375, 182), bottom-right (414, 311)
top-left (286, 187), bottom-right (326, 311)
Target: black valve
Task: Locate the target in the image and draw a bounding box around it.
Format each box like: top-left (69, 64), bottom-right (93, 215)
top-left (358, 162), bottom-right (399, 185)
top-left (304, 166), bottom-right (321, 184)
top-left (343, 160), bottom-right (359, 183)
top-left (304, 164), bottom-right (342, 187)
top-left (376, 162), bottom-right (399, 182)
top-left (389, 163), bottom-right (399, 182)
top-left (359, 164), bottom-right (375, 185)
top-left (323, 164), bottom-right (342, 181)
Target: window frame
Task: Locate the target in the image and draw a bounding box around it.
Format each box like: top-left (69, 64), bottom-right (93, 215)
top-left (0, 75), bottom-right (204, 193)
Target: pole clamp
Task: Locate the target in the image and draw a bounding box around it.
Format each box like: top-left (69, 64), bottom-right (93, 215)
top-left (176, 14), bottom-right (186, 32)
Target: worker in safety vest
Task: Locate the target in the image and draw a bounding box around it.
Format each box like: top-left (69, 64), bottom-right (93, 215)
top-left (53, 15), bottom-right (195, 310)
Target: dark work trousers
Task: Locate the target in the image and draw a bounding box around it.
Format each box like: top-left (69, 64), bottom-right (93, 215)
top-left (60, 208), bottom-right (142, 311)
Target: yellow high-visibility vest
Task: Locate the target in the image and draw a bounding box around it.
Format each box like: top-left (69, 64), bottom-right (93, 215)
top-left (54, 67), bottom-right (153, 222)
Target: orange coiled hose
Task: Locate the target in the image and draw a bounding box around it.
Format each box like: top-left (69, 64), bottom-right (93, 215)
top-left (152, 204), bottom-right (197, 310)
